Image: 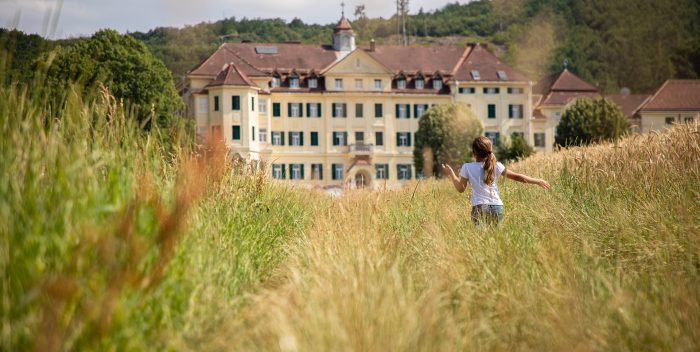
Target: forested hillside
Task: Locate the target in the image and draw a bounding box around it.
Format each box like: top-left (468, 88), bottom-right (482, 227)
top-left (129, 0), bottom-right (700, 94)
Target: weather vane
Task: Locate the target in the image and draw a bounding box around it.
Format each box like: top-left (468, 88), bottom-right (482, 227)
top-left (341, 1), bottom-right (345, 17)
top-left (563, 58), bottom-right (569, 70)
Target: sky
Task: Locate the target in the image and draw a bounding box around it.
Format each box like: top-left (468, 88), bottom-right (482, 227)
top-left (0, 0), bottom-right (459, 39)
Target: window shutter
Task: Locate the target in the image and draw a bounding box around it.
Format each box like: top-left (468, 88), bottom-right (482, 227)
top-left (319, 165), bottom-right (323, 180)
top-left (508, 105), bottom-right (513, 119)
top-left (519, 105), bottom-right (524, 119)
top-left (332, 103), bottom-right (337, 118)
top-left (395, 104), bottom-right (400, 118)
top-left (306, 103), bottom-right (311, 117)
top-left (273, 103), bottom-right (280, 117)
top-left (317, 103), bottom-right (322, 117)
top-left (396, 133), bottom-right (400, 146)
top-left (281, 164), bottom-right (286, 179)
top-left (408, 166), bottom-right (413, 180)
top-left (343, 132), bottom-right (348, 145)
top-left (496, 88), bottom-right (500, 94)
top-left (406, 104), bottom-right (411, 118)
top-left (300, 132), bottom-right (304, 146)
top-left (343, 103), bottom-right (347, 117)
top-left (332, 133), bottom-right (337, 146)
top-left (299, 103), bottom-right (303, 117)
top-left (288, 103), bottom-right (292, 117)
top-left (311, 132), bottom-right (318, 146)
top-left (413, 104), bottom-right (418, 118)
top-left (301, 164), bottom-right (305, 179)
top-left (281, 132), bottom-right (285, 145)
top-left (232, 96), bottom-right (240, 110)
top-left (407, 133), bottom-right (412, 147)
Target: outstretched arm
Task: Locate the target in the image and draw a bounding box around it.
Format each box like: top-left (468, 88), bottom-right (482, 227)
top-left (502, 169), bottom-right (551, 189)
top-left (441, 164), bottom-right (469, 193)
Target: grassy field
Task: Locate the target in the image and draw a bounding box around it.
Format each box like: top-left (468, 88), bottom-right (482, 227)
top-left (2, 77), bottom-right (699, 350)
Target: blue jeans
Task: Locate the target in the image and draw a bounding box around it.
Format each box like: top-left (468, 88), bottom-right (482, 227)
top-left (471, 204), bottom-right (504, 227)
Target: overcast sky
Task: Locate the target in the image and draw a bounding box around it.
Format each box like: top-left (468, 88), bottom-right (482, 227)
top-left (1, 0), bottom-right (460, 39)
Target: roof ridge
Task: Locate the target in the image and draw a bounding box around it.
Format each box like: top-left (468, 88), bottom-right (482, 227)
top-left (222, 44), bottom-right (268, 75)
top-left (641, 79), bottom-right (671, 111)
top-left (450, 46), bottom-right (473, 76)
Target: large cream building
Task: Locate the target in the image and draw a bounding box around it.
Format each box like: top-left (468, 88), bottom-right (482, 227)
top-left (180, 16), bottom-right (558, 189)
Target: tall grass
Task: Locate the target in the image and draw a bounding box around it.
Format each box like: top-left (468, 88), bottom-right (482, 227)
top-left (1, 76), bottom-right (317, 349)
top-left (208, 125), bottom-right (700, 351)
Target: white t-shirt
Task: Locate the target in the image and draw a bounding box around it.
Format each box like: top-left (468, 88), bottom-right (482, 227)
top-left (459, 161), bottom-right (506, 206)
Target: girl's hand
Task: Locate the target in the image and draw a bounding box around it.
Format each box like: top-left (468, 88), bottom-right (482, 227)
top-left (441, 163), bottom-right (456, 179)
top-left (537, 179), bottom-right (551, 189)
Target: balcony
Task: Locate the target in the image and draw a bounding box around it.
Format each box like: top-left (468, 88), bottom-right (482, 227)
top-left (349, 143), bottom-right (374, 155)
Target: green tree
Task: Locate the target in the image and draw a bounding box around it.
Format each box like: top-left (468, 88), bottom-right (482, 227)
top-left (46, 29), bottom-right (184, 130)
top-left (414, 103), bottom-right (483, 178)
top-left (555, 97), bottom-right (630, 147)
top-left (495, 133), bottom-right (534, 162)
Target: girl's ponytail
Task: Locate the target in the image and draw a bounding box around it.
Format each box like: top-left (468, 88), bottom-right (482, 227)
top-left (472, 136), bottom-right (497, 185)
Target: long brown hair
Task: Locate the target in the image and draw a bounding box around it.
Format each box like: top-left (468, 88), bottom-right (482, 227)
top-left (472, 136), bottom-right (497, 185)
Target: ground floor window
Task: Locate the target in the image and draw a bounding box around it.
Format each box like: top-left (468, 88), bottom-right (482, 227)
top-left (534, 133), bottom-right (546, 148)
top-left (290, 164), bottom-right (304, 180)
top-left (485, 132), bottom-right (500, 145)
top-left (272, 164), bottom-right (285, 179)
top-left (332, 163), bottom-right (344, 180)
top-left (311, 163), bottom-right (323, 180)
top-left (375, 164), bottom-right (389, 180)
top-left (397, 164), bottom-right (412, 180)
top-left (665, 117), bottom-right (675, 125)
top-left (259, 128), bottom-right (267, 143)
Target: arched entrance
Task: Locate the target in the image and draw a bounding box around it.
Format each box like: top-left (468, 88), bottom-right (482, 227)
top-left (354, 170), bottom-right (371, 188)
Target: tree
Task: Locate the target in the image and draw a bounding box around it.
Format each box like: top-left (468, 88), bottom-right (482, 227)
top-left (495, 133), bottom-right (534, 162)
top-left (414, 103), bottom-right (483, 178)
top-left (45, 29), bottom-right (184, 130)
top-left (555, 97), bottom-right (630, 147)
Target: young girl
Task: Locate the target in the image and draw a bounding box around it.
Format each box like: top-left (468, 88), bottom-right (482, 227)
top-left (441, 136), bottom-right (550, 227)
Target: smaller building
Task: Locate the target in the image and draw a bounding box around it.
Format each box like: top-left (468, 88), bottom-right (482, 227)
top-left (531, 68), bottom-right (600, 152)
top-left (606, 92), bottom-right (650, 132)
top-left (638, 80), bottom-right (700, 133)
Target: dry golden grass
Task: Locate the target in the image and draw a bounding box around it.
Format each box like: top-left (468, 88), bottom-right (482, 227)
top-left (197, 124), bottom-right (699, 351)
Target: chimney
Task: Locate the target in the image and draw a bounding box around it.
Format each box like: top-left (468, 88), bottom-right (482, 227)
top-left (370, 38), bottom-right (376, 52)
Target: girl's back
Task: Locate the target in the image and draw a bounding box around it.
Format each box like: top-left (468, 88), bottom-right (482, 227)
top-left (459, 161), bottom-right (506, 206)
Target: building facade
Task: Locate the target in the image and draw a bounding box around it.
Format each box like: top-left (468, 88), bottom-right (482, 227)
top-left (180, 17), bottom-right (557, 189)
top-left (638, 80), bottom-right (699, 133)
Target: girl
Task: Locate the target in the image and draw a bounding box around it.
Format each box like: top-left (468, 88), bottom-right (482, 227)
top-left (441, 136), bottom-right (550, 227)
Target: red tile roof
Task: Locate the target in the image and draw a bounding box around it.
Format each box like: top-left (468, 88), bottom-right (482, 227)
top-left (534, 69), bottom-right (600, 107)
top-left (335, 16), bottom-right (353, 31)
top-left (606, 93), bottom-right (650, 117)
top-left (207, 62), bottom-right (256, 88)
top-left (640, 80), bottom-right (700, 111)
top-left (452, 44), bottom-right (529, 82)
top-left (541, 92), bottom-right (599, 106)
top-left (363, 45), bottom-right (466, 76)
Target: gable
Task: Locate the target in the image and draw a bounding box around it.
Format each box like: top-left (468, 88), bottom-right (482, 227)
top-left (322, 49), bottom-right (393, 76)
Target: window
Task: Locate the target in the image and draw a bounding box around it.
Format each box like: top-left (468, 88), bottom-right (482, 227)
top-left (332, 103), bottom-right (347, 118)
top-left (289, 103), bottom-right (302, 117)
top-left (397, 78), bottom-right (406, 89)
top-left (459, 87), bottom-right (476, 94)
top-left (534, 133), bottom-right (546, 148)
top-left (271, 76), bottom-right (280, 88)
top-left (665, 117), bottom-right (675, 125)
top-left (414, 104), bottom-right (429, 118)
top-left (471, 70), bottom-right (481, 80)
top-left (355, 131), bottom-right (364, 143)
top-left (311, 163), bottom-right (323, 180)
top-left (397, 164), bottom-right (412, 180)
top-left (251, 97), bottom-right (255, 111)
top-left (512, 131), bottom-right (524, 139)
top-left (232, 125), bottom-right (241, 140)
top-left (355, 103), bottom-right (364, 118)
top-left (483, 87), bottom-right (500, 94)
top-left (197, 96), bottom-right (208, 113)
top-left (332, 164), bottom-right (344, 180)
top-left (289, 131), bottom-right (303, 146)
top-left (507, 87), bottom-right (524, 94)
top-left (497, 70), bottom-right (508, 80)
top-left (271, 131), bottom-right (284, 146)
top-left (290, 164), bottom-right (304, 180)
top-left (488, 104), bottom-right (496, 119)
top-left (509, 104), bottom-right (523, 119)
top-left (214, 96), bottom-right (220, 111)
top-left (684, 117), bottom-right (694, 124)
top-left (232, 96), bottom-right (240, 111)
top-left (397, 132), bottom-right (411, 147)
top-left (259, 99), bottom-right (267, 113)
top-left (259, 128), bottom-right (267, 143)
top-left (415, 78), bottom-right (424, 89)
top-left (433, 78), bottom-right (442, 90)
top-left (308, 77), bottom-right (318, 89)
top-left (335, 78), bottom-right (343, 89)
top-left (485, 132), bottom-right (500, 144)
top-left (375, 103), bottom-right (383, 118)
top-left (332, 132), bottom-right (348, 146)
top-left (555, 112), bottom-right (561, 118)
top-left (307, 103), bottom-right (321, 118)
top-left (375, 131), bottom-right (384, 146)
top-left (310, 132), bottom-right (319, 146)
top-left (355, 79), bottom-right (363, 89)
top-left (272, 164), bottom-right (285, 179)
top-left (396, 104), bottom-right (410, 118)
top-left (290, 76), bottom-right (299, 89)
top-left (252, 126), bottom-right (255, 141)
top-left (376, 164), bottom-right (389, 180)
top-left (273, 103), bottom-right (281, 117)
top-left (374, 79), bottom-right (382, 90)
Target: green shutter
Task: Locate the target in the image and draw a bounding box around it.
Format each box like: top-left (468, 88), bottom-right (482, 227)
top-left (299, 103), bottom-right (303, 117)
top-left (406, 104), bottom-right (411, 118)
top-left (252, 126), bottom-right (255, 141)
top-left (396, 133), bottom-right (400, 146)
top-left (343, 103), bottom-right (347, 117)
top-left (317, 103), bottom-right (322, 117)
top-left (301, 164), bottom-right (305, 179)
top-left (407, 133), bottom-right (412, 147)
top-left (273, 103), bottom-right (280, 117)
top-left (343, 132), bottom-right (348, 146)
top-left (508, 105), bottom-right (513, 119)
top-left (306, 103), bottom-right (311, 117)
top-left (281, 164), bottom-right (286, 179)
top-left (332, 103), bottom-right (337, 118)
top-left (311, 132), bottom-right (318, 146)
top-left (319, 165), bottom-right (323, 180)
top-left (288, 103), bottom-right (292, 117)
top-left (413, 104), bottom-right (418, 118)
top-left (232, 96), bottom-right (240, 110)
top-left (281, 132), bottom-right (285, 145)
top-left (395, 104), bottom-right (400, 118)
top-left (300, 132), bottom-right (304, 146)
top-left (232, 125), bottom-right (241, 140)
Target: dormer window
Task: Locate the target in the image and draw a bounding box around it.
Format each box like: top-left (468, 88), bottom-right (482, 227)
top-left (396, 76), bottom-right (406, 89)
top-left (471, 70), bottom-right (481, 80)
top-left (433, 78), bottom-right (443, 90)
top-left (271, 75), bottom-right (281, 88)
top-left (289, 74), bottom-right (299, 89)
top-left (308, 77), bottom-right (318, 89)
top-left (414, 77), bottom-right (424, 89)
top-left (497, 70), bottom-right (508, 80)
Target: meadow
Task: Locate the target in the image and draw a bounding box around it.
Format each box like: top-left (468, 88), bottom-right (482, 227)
top-left (2, 77), bottom-right (699, 351)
